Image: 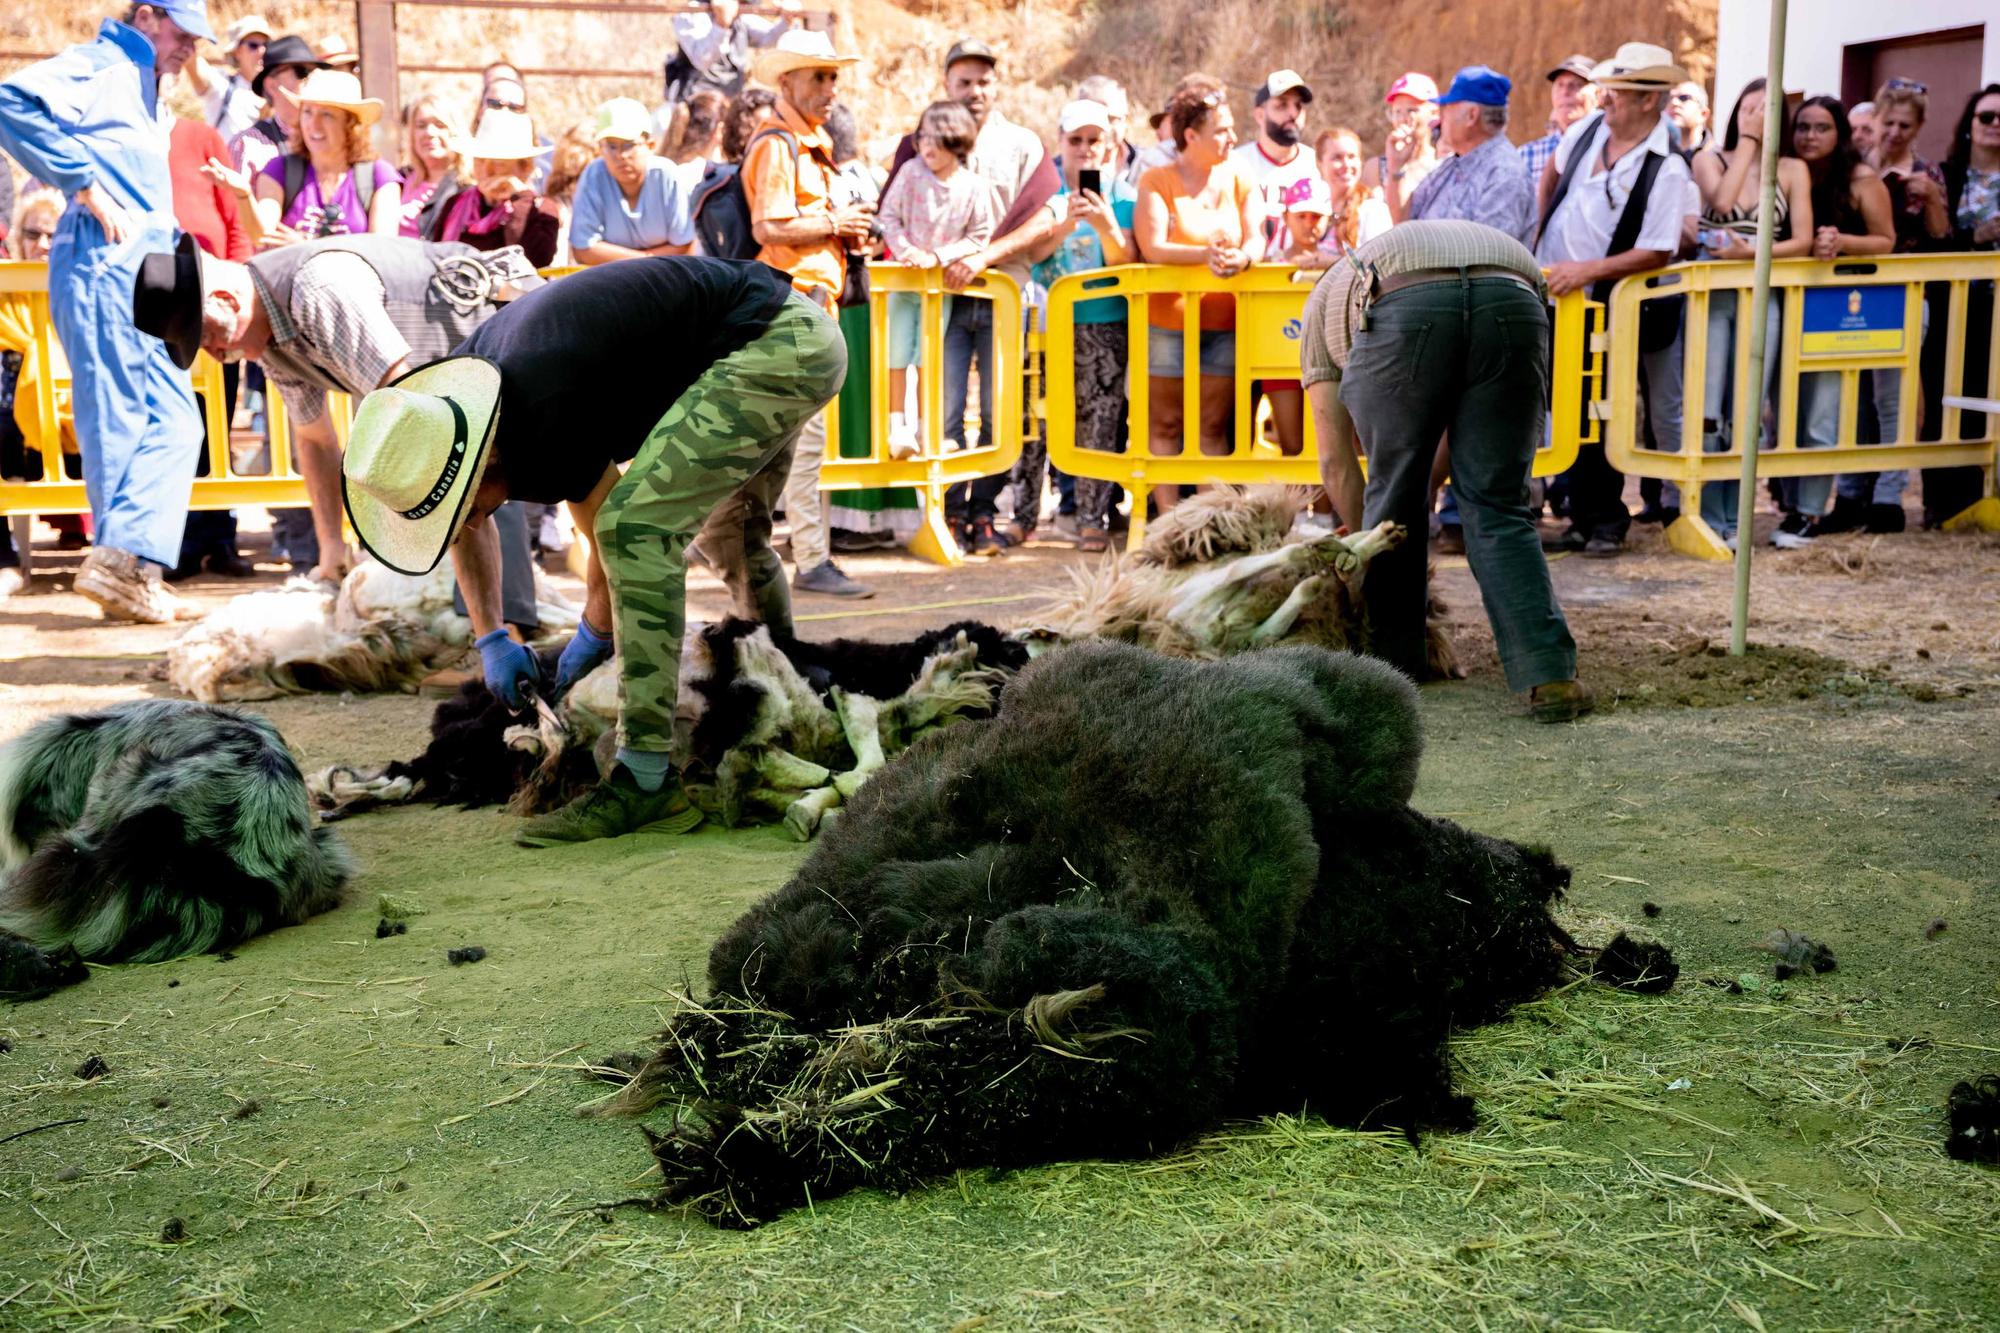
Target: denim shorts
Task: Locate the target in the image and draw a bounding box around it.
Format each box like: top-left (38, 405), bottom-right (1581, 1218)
top-left (886, 290), bottom-right (952, 370)
top-left (1147, 326), bottom-right (1235, 378)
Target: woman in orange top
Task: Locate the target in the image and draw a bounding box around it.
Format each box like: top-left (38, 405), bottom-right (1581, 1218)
top-left (1135, 80), bottom-right (1257, 513)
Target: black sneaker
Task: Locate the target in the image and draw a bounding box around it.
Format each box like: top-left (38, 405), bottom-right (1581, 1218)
top-left (1816, 494), bottom-right (1868, 534)
top-left (1582, 535), bottom-right (1624, 558)
top-left (1771, 511), bottom-right (1814, 550)
top-left (1542, 528), bottom-right (1588, 554)
top-left (1864, 503), bottom-right (1907, 534)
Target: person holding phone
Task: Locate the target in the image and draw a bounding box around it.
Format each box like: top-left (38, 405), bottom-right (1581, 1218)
top-left (1023, 98), bottom-right (1136, 550)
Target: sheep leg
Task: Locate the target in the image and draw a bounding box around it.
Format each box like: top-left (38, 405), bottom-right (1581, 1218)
top-left (1248, 575), bottom-right (1326, 647)
top-left (781, 786), bottom-right (843, 842)
top-left (756, 746), bottom-right (833, 792)
top-left (832, 688), bottom-right (886, 789)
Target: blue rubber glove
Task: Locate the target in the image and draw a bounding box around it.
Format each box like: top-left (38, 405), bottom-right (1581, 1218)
top-left (553, 619), bottom-right (614, 699)
top-left (476, 628), bottom-right (542, 709)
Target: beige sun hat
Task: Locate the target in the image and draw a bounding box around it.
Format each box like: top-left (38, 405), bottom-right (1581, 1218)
top-left (279, 68), bottom-right (385, 125)
top-left (465, 108), bottom-right (550, 159)
top-left (1590, 42), bottom-right (1689, 90)
top-left (751, 29), bottom-right (857, 85)
top-left (343, 358), bottom-right (503, 576)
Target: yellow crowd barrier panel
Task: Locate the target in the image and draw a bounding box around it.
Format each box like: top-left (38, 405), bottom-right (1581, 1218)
top-left (1044, 263), bottom-right (1598, 551)
top-left (0, 261), bottom-right (315, 519)
top-left (818, 264), bottom-right (1024, 565)
top-left (1601, 254), bottom-right (2000, 561)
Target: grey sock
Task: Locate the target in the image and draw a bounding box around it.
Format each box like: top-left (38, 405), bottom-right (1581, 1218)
top-left (616, 748), bottom-right (672, 792)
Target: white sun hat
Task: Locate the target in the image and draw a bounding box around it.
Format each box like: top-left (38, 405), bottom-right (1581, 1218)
top-left (278, 68), bottom-right (385, 125)
top-left (751, 29), bottom-right (857, 85)
top-left (466, 108), bottom-right (550, 159)
top-left (343, 357), bottom-right (503, 575)
top-left (1590, 42), bottom-right (1690, 90)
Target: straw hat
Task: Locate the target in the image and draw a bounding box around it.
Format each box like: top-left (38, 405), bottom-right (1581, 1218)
top-left (343, 358), bottom-right (503, 576)
top-left (1590, 42), bottom-right (1689, 90)
top-left (316, 34), bottom-right (361, 69)
top-left (278, 68), bottom-right (384, 125)
top-left (465, 108), bottom-right (549, 160)
top-left (751, 29), bottom-right (857, 85)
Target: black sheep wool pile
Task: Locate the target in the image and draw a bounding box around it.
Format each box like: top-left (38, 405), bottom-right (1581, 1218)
top-left (604, 640), bottom-right (1589, 1227)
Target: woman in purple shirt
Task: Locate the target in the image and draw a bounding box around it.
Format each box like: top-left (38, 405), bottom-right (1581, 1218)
top-left (252, 69), bottom-right (400, 239)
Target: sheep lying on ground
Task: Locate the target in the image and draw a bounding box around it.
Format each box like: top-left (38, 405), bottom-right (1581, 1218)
top-left (0, 702), bottom-right (351, 996)
top-left (592, 640), bottom-right (1648, 1228)
top-left (1048, 487), bottom-right (1462, 679)
top-left (309, 620), bottom-right (1030, 839)
top-left (165, 562), bottom-right (580, 703)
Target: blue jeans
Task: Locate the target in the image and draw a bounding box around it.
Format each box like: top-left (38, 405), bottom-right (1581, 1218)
top-left (1836, 366), bottom-right (1911, 505)
top-left (942, 296), bottom-right (1005, 521)
top-left (1699, 290), bottom-right (1781, 539)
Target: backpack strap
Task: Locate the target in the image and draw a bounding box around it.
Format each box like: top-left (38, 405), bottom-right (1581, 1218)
top-left (1536, 112), bottom-right (1603, 246)
top-left (282, 153), bottom-right (306, 215)
top-left (355, 161), bottom-right (377, 215)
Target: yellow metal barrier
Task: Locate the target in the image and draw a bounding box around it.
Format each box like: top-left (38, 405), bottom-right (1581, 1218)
top-left (1043, 263), bottom-right (1598, 550)
top-left (1600, 255), bottom-right (2000, 560)
top-left (818, 265), bottom-right (1024, 564)
top-left (0, 261), bottom-right (316, 517)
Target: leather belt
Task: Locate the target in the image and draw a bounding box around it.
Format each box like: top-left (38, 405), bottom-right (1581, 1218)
top-left (1375, 264), bottom-right (1538, 296)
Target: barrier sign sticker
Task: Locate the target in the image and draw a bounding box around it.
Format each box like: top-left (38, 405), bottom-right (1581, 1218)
top-left (1800, 286), bottom-right (1904, 357)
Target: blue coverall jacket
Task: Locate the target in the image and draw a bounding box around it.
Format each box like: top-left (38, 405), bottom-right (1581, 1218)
top-left (0, 20), bottom-right (201, 567)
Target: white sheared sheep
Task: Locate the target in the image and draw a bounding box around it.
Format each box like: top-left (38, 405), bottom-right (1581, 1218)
top-left (165, 562), bottom-right (580, 703)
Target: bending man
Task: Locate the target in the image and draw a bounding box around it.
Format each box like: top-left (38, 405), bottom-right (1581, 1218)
top-left (341, 256), bottom-right (845, 845)
top-left (133, 232), bottom-right (548, 643)
top-left (1302, 218), bottom-right (1589, 722)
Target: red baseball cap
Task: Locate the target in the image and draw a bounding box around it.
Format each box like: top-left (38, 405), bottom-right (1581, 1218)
top-left (1384, 72), bottom-right (1439, 104)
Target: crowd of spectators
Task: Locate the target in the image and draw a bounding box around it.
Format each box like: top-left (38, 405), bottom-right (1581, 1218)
top-left (3, 1), bottom-right (2000, 611)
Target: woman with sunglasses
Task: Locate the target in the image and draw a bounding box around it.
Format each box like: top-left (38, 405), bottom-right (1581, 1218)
top-left (1691, 78), bottom-right (1816, 549)
top-left (569, 97), bottom-right (695, 266)
top-left (1789, 96), bottom-right (1898, 538)
top-left (1869, 80), bottom-right (1950, 252)
top-left (1921, 83), bottom-right (2000, 527)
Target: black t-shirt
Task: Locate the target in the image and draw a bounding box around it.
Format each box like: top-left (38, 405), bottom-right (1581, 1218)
top-left (457, 257), bottom-right (793, 503)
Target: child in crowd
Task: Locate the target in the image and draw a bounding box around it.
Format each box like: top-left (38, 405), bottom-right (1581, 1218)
top-left (1274, 175), bottom-right (1333, 263)
top-left (874, 100), bottom-right (997, 460)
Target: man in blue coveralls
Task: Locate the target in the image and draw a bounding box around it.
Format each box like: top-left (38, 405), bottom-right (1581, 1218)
top-left (0, 2), bottom-right (214, 622)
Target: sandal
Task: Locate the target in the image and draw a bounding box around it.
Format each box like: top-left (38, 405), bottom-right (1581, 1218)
top-left (1077, 527), bottom-right (1110, 553)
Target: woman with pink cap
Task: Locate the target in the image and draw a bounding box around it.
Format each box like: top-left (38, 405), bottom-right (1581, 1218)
top-left (1359, 71), bottom-right (1441, 213)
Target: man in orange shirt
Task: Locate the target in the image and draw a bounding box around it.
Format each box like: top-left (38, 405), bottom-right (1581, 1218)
top-left (742, 29), bottom-right (874, 598)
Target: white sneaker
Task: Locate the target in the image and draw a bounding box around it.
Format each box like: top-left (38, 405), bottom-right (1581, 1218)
top-left (0, 566), bottom-right (23, 599)
top-left (887, 415), bottom-right (920, 461)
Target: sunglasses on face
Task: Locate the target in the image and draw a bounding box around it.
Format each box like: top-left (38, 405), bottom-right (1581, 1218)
top-left (1977, 110), bottom-right (2000, 127)
top-left (239, 38), bottom-right (267, 51)
top-left (485, 96), bottom-right (525, 112)
top-left (1883, 78), bottom-right (1928, 94)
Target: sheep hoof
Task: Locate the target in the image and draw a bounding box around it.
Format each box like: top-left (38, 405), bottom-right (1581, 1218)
top-left (782, 787), bottom-right (843, 842)
top-left (832, 768), bottom-right (872, 800)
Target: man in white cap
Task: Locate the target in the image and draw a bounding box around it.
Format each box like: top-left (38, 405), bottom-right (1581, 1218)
top-left (743, 29), bottom-right (874, 598)
top-left (1231, 69), bottom-right (1316, 251)
top-left (0, 1), bottom-right (216, 622)
top-left (341, 256), bottom-right (847, 846)
top-left (184, 14), bottom-right (269, 142)
top-left (1534, 41), bottom-right (1693, 559)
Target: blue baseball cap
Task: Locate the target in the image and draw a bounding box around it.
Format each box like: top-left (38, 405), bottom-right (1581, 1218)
top-left (152, 0), bottom-right (218, 43)
top-left (1439, 66), bottom-right (1512, 108)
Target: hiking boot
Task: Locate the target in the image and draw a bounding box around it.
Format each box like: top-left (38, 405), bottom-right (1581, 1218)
top-left (1770, 512), bottom-right (1815, 550)
top-left (1864, 503), bottom-right (1907, 534)
top-left (794, 560), bottom-right (874, 598)
top-left (515, 765), bottom-right (704, 847)
top-left (73, 547), bottom-right (203, 623)
top-left (1530, 680), bottom-right (1594, 724)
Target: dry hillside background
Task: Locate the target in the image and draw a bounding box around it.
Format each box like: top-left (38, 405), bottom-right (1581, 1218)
top-left (6, 0), bottom-right (1716, 168)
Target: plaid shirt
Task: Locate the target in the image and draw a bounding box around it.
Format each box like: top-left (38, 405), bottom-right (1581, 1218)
top-left (1518, 129), bottom-right (1561, 186)
top-left (253, 253), bottom-right (409, 425)
top-left (1300, 219), bottom-right (1546, 388)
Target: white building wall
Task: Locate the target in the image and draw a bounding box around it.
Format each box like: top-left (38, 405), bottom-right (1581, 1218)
top-left (1714, 0), bottom-right (1996, 105)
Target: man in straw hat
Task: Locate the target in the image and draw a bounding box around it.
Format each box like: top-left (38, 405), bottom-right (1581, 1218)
top-left (0, 1), bottom-right (217, 622)
top-left (742, 28), bottom-right (875, 599)
top-left (131, 231), bottom-right (550, 645)
top-left (341, 256), bottom-right (847, 845)
top-left (1533, 40), bottom-right (1694, 559)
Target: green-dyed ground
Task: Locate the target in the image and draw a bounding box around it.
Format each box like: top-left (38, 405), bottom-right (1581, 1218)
top-left (3, 534), bottom-right (1999, 1330)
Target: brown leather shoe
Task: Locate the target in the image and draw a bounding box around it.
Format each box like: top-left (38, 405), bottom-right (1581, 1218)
top-left (1529, 679), bottom-right (1594, 723)
top-left (73, 548), bottom-right (204, 623)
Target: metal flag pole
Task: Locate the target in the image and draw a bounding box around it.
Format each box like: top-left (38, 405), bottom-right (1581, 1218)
top-left (1730, 0), bottom-right (1789, 656)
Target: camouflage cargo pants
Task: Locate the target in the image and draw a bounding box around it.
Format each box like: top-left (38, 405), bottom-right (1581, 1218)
top-left (597, 292), bottom-right (848, 752)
